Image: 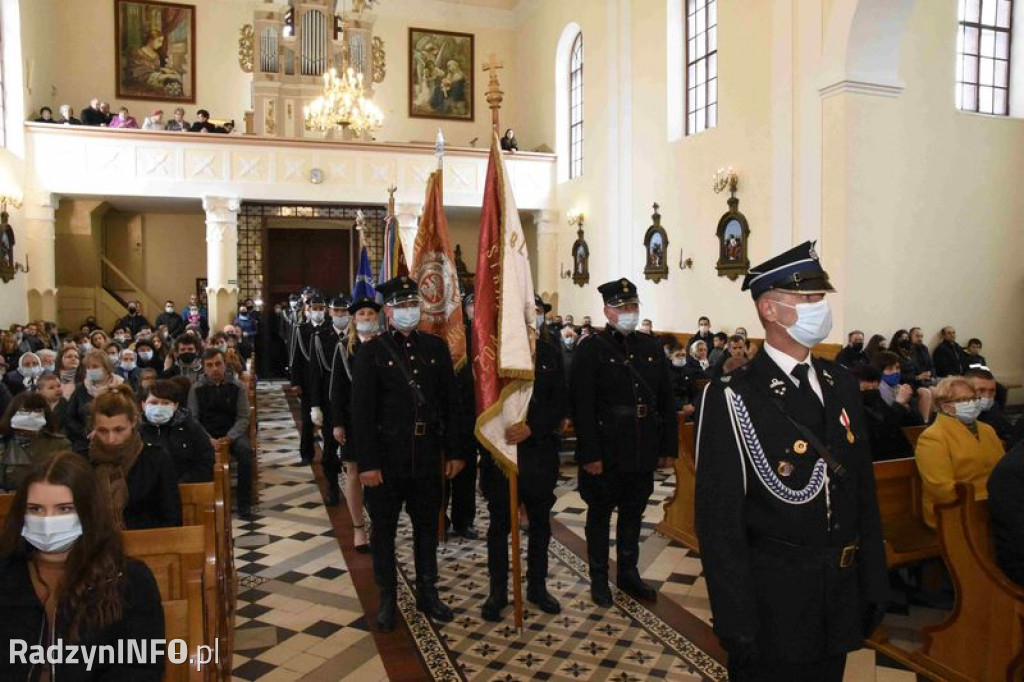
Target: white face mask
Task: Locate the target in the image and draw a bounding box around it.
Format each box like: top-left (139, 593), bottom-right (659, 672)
top-left (391, 307), bottom-right (421, 331)
top-left (42, 363), bottom-right (56, 373)
top-left (775, 299), bottom-right (833, 348)
top-left (19, 365), bottom-right (43, 378)
top-left (121, 361), bottom-right (137, 371)
top-left (22, 513), bottom-right (83, 554)
top-left (165, 306), bottom-right (174, 314)
top-left (144, 403), bottom-right (175, 425)
top-left (86, 368), bottom-right (106, 383)
top-left (978, 396), bottom-right (995, 412)
top-left (356, 320), bottom-right (378, 335)
top-left (139, 351), bottom-right (153, 361)
top-left (612, 310), bottom-right (639, 334)
top-left (699, 324), bottom-right (710, 333)
top-left (952, 399), bottom-right (983, 425)
top-left (308, 310), bottom-right (326, 325)
top-left (672, 357), bottom-right (686, 368)
top-left (332, 315), bottom-right (350, 330)
top-left (11, 411), bottom-right (47, 432)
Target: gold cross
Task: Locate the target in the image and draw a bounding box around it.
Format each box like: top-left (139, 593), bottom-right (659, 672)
top-left (483, 55), bottom-right (504, 83)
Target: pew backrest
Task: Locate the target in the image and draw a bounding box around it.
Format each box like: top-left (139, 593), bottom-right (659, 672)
top-left (178, 482), bottom-right (215, 527)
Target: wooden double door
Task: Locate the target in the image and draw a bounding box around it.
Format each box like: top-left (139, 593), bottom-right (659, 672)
top-left (265, 228), bottom-right (354, 306)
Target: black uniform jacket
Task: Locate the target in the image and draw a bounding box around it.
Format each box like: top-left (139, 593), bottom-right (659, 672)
top-left (351, 329), bottom-right (461, 478)
top-left (0, 555), bottom-right (164, 682)
top-left (694, 349), bottom-right (888, 661)
top-left (570, 326), bottom-right (678, 472)
top-left (308, 324), bottom-right (347, 414)
top-left (516, 337), bottom-right (569, 483)
top-left (289, 321), bottom-right (322, 391)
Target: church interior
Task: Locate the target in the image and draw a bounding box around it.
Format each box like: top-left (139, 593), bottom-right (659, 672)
top-left (0, 0), bottom-right (1022, 680)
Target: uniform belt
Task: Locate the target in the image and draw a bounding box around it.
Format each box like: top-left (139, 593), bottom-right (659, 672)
top-left (749, 534), bottom-right (859, 569)
top-left (608, 405), bottom-right (650, 418)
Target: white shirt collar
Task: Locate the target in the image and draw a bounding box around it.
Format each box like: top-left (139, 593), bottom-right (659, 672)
top-left (764, 341), bottom-right (813, 380)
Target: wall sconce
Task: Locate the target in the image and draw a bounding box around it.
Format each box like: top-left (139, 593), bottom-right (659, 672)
top-left (566, 210), bottom-right (585, 228)
top-left (678, 248), bottom-right (693, 270)
top-left (712, 166), bottom-right (739, 196)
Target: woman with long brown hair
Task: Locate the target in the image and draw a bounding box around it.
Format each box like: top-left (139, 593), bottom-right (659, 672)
top-left (57, 346), bottom-right (82, 400)
top-left (88, 384), bottom-right (181, 530)
top-left (64, 350), bottom-right (124, 455)
top-left (0, 452), bottom-right (165, 680)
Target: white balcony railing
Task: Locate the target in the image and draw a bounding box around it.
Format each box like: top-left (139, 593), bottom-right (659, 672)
top-left (24, 123), bottom-right (557, 209)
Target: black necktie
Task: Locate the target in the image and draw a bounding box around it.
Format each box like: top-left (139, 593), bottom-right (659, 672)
top-left (790, 363), bottom-right (822, 407)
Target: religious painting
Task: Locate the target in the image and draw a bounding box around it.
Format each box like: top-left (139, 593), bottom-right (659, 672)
top-left (715, 195), bottom-right (750, 281)
top-left (643, 203), bottom-right (669, 284)
top-left (409, 28), bottom-right (474, 121)
top-left (571, 227), bottom-right (590, 287)
top-left (115, 0), bottom-right (196, 103)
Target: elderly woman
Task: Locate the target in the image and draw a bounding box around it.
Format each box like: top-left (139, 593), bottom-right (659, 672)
top-left (4, 352), bottom-right (42, 396)
top-left (686, 339), bottom-right (711, 375)
top-left (116, 348), bottom-right (143, 392)
top-left (141, 108), bottom-right (165, 130)
top-left (36, 348), bottom-right (57, 376)
top-left (89, 329), bottom-right (109, 350)
top-left (58, 104), bottom-right (81, 125)
top-left (914, 376), bottom-right (1004, 528)
top-left (64, 349), bottom-right (125, 455)
top-left (108, 107), bottom-right (139, 129)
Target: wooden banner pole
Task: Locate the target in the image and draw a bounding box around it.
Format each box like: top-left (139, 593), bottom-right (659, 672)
top-left (509, 472), bottom-right (524, 632)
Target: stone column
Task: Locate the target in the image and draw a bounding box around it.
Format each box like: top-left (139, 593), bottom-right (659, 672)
top-left (533, 210), bottom-right (560, 308)
top-left (394, 202), bottom-right (421, 270)
top-left (202, 196), bottom-right (241, 331)
top-left (23, 192), bottom-right (61, 322)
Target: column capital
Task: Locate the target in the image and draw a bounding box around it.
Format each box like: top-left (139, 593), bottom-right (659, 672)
top-left (202, 196), bottom-right (241, 219)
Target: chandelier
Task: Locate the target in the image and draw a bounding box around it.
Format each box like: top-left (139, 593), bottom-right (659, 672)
top-left (304, 11), bottom-right (383, 137)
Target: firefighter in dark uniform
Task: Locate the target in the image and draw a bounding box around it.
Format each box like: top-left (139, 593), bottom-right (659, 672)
top-left (694, 241), bottom-right (888, 682)
top-left (481, 294), bottom-right (568, 621)
top-left (351, 276), bottom-right (464, 632)
top-left (445, 290), bottom-right (479, 539)
top-left (280, 293), bottom-right (302, 371)
top-left (290, 293), bottom-right (326, 464)
top-left (570, 278), bottom-right (678, 607)
top-left (309, 295), bottom-right (352, 506)
top-left (328, 292), bottom-right (381, 553)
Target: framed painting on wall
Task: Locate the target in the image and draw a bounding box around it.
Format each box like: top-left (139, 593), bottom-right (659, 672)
top-left (115, 0), bottom-right (197, 103)
top-left (409, 27), bottom-right (474, 121)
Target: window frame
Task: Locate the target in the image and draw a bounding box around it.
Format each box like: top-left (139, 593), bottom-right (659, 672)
top-left (569, 32), bottom-right (584, 180)
top-left (956, 0), bottom-right (1014, 116)
top-left (684, 0), bottom-right (718, 136)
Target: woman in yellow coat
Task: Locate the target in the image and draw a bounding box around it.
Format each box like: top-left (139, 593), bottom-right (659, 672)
top-left (915, 376), bottom-right (1004, 528)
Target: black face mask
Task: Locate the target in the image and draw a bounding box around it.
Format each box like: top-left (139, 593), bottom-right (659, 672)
top-left (178, 352), bottom-right (197, 365)
top-left (128, 307), bottom-right (137, 314)
top-left (851, 342), bottom-right (864, 352)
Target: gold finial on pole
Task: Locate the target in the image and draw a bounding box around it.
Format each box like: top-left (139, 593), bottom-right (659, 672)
top-left (483, 54), bottom-right (505, 132)
top-left (387, 183), bottom-right (397, 216)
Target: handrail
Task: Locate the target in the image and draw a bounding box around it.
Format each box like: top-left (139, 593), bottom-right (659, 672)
top-left (100, 256), bottom-right (161, 320)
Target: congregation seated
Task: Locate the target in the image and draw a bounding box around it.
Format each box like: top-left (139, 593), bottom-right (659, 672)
top-left (0, 393), bottom-right (70, 491)
top-left (133, 339), bottom-right (159, 372)
top-left (964, 337), bottom-right (987, 369)
top-left (5, 351), bottom-right (42, 396)
top-left (707, 331), bottom-right (728, 367)
top-left (32, 106), bottom-right (57, 124)
top-left (690, 315), bottom-right (714, 349)
top-left (707, 334), bottom-right (747, 379)
top-left (668, 348), bottom-right (699, 419)
top-left (871, 350), bottom-right (930, 423)
top-left (65, 350), bottom-right (125, 455)
top-left (162, 335), bottom-right (204, 383)
top-left (35, 374), bottom-right (68, 433)
top-left (141, 108), bottom-right (165, 130)
top-left (853, 365), bottom-right (915, 460)
top-left (57, 104), bottom-right (80, 125)
top-left (189, 109), bottom-right (218, 133)
top-left (932, 325), bottom-right (969, 377)
top-left (115, 348), bottom-right (142, 392)
top-left (80, 97), bottom-right (107, 125)
top-left (115, 300), bottom-right (151, 337)
top-left (57, 346), bottom-right (81, 399)
top-left (164, 106), bottom-right (190, 131)
top-left (140, 381), bottom-right (214, 484)
top-left (0, 453), bottom-right (165, 681)
top-left (88, 384), bottom-right (182, 529)
top-left (19, 322), bottom-right (47, 353)
top-left (863, 333), bottom-right (887, 364)
top-left (187, 349), bottom-right (253, 517)
top-left (914, 376), bottom-right (1004, 528)
top-left (988, 440), bottom-right (1024, 586)
top-left (835, 329), bottom-right (868, 369)
top-left (155, 299), bottom-right (186, 339)
top-left (685, 339), bottom-right (711, 376)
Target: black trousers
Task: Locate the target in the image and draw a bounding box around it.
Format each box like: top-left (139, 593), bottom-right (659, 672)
top-left (364, 474), bottom-right (443, 592)
top-left (297, 392), bottom-right (315, 461)
top-left (728, 653), bottom-right (846, 682)
top-left (321, 412), bottom-right (341, 493)
top-left (231, 435), bottom-right (254, 510)
top-left (445, 445), bottom-right (479, 530)
top-left (578, 468), bottom-right (654, 577)
top-left (480, 455), bottom-right (556, 586)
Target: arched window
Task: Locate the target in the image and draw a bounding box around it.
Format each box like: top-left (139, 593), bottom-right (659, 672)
top-left (685, 0), bottom-right (717, 135)
top-left (569, 32), bottom-right (584, 179)
top-left (956, 0), bottom-right (1013, 115)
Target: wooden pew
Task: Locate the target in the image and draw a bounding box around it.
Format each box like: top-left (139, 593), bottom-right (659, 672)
top-left (871, 482), bottom-right (1024, 682)
top-left (179, 482), bottom-right (216, 526)
top-left (656, 417), bottom-right (699, 551)
top-left (657, 424), bottom-right (938, 567)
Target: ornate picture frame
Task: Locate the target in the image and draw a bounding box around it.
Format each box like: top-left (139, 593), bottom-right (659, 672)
top-left (409, 27), bottom-right (474, 121)
top-left (115, 0), bottom-right (197, 103)
top-left (571, 227), bottom-right (590, 287)
top-left (643, 203), bottom-right (669, 283)
top-left (715, 195), bottom-right (750, 281)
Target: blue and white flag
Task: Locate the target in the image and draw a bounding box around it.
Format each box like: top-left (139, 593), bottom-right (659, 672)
top-left (354, 246), bottom-right (376, 301)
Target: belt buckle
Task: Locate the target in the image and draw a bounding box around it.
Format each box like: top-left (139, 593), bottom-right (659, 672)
top-left (636, 405), bottom-right (649, 418)
top-left (839, 544), bottom-right (857, 568)
top-left (414, 422), bottom-right (427, 436)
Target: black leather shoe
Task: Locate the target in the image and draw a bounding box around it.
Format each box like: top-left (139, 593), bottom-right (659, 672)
top-left (527, 586), bottom-right (561, 614)
top-left (617, 573), bottom-right (657, 602)
top-left (417, 590), bottom-right (454, 622)
top-left (376, 592), bottom-right (396, 632)
top-left (591, 580), bottom-right (613, 607)
top-left (453, 526), bottom-right (478, 540)
top-left (481, 592), bottom-right (508, 622)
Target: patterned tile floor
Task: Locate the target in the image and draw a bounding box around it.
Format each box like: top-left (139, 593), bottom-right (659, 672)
top-left (235, 382), bottom-right (941, 681)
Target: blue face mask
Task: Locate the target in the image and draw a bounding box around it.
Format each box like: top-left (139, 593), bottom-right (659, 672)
top-left (880, 373), bottom-right (901, 388)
